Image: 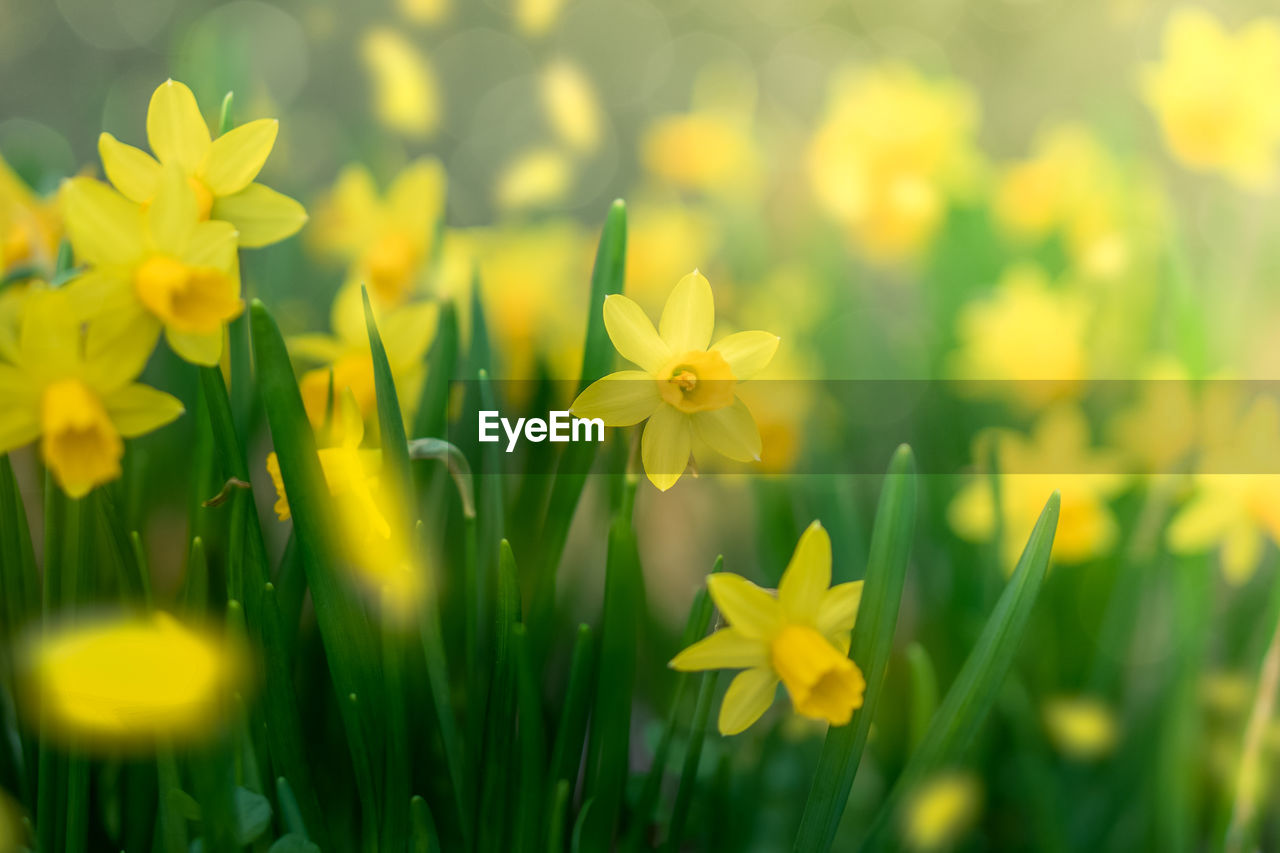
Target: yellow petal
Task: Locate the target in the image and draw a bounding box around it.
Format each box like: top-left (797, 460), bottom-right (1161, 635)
top-left (98, 133), bottom-right (161, 203)
top-left (165, 326), bottom-right (223, 366)
top-left (706, 573), bottom-right (781, 639)
top-left (659, 269), bottom-right (714, 353)
top-left (669, 627), bottom-right (766, 671)
top-left (603, 293), bottom-right (670, 373)
top-left (146, 165), bottom-right (198, 251)
top-left (495, 147), bottom-right (572, 212)
top-left (61, 177), bottom-right (144, 266)
top-left (210, 183), bottom-right (307, 248)
top-left (337, 388), bottom-right (365, 448)
top-left (1167, 487), bottom-right (1236, 553)
top-left (387, 158), bottom-right (447, 238)
top-left (778, 521), bottom-right (832, 622)
top-left (570, 371), bottom-right (660, 426)
top-left (360, 26), bottom-right (441, 138)
top-left (1223, 521), bottom-right (1263, 586)
top-left (83, 306), bottom-right (161, 392)
top-left (182, 220), bottom-right (239, 268)
top-left (147, 80), bottom-right (211, 170)
top-left (816, 581), bottom-right (864, 641)
top-left (287, 333), bottom-right (346, 364)
top-left (691, 397), bottom-right (761, 462)
top-left (540, 60), bottom-right (602, 152)
top-left (718, 667), bottom-right (779, 736)
top-left (711, 330), bottom-right (780, 381)
top-left (311, 165), bottom-right (380, 256)
top-left (640, 402), bottom-right (690, 491)
top-left (104, 384), bottom-right (185, 437)
top-left (200, 119), bottom-right (279, 196)
top-left (0, 377), bottom-right (38, 452)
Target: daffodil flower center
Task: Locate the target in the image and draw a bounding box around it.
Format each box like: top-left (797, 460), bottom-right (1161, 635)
top-left (770, 624), bottom-right (864, 726)
top-left (134, 254), bottom-right (242, 334)
top-left (658, 349), bottom-right (736, 413)
top-left (40, 378), bottom-right (124, 499)
top-left (364, 231), bottom-right (419, 306)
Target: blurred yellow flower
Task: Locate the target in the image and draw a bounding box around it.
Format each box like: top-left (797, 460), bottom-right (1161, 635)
top-left (361, 27), bottom-right (441, 139)
top-left (808, 64), bottom-right (979, 263)
top-left (541, 60), bottom-right (602, 153)
top-left (901, 772), bottom-right (981, 851)
top-left (310, 158), bottom-right (446, 310)
top-left (1108, 358), bottom-right (1197, 475)
top-left (24, 612), bottom-right (242, 747)
top-left (0, 288), bottom-right (182, 498)
top-left (994, 123), bottom-right (1156, 280)
top-left (625, 199), bottom-right (721, 309)
top-left (515, 0), bottom-right (567, 37)
top-left (0, 153), bottom-right (59, 274)
top-left (399, 0), bottom-right (448, 25)
top-left (1142, 8), bottom-right (1280, 188)
top-left (61, 167), bottom-right (242, 365)
top-left (98, 79), bottom-right (306, 247)
top-left (570, 270), bottom-right (779, 491)
top-left (267, 390), bottom-right (422, 611)
top-left (495, 147), bottom-right (573, 212)
top-left (949, 265), bottom-right (1089, 407)
top-left (949, 405), bottom-right (1129, 570)
top-left (1043, 695), bottom-right (1119, 760)
top-left (640, 112), bottom-right (758, 194)
top-left (670, 522), bottom-right (865, 734)
top-left (1167, 395), bottom-right (1280, 585)
top-left (289, 287), bottom-right (438, 432)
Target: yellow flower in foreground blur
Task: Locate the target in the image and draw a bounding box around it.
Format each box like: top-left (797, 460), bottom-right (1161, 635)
top-left (310, 159), bottom-right (446, 310)
top-left (289, 288), bottom-right (438, 433)
top-left (1142, 8), bottom-right (1280, 188)
top-left (949, 265), bottom-right (1089, 407)
top-left (360, 27), bottom-right (441, 140)
top-left (808, 63), bottom-right (979, 263)
top-left (0, 290), bottom-right (183, 498)
top-left (0, 153), bottom-right (59, 274)
top-left (98, 79), bottom-right (306, 247)
top-left (902, 772), bottom-right (982, 851)
top-left (949, 405), bottom-right (1128, 570)
top-left (267, 391), bottom-right (421, 611)
top-left (1043, 696), bottom-right (1119, 760)
top-left (61, 166), bottom-right (242, 365)
top-left (570, 270), bottom-right (778, 491)
top-left (670, 522), bottom-right (865, 734)
top-left (1168, 395), bottom-right (1280, 585)
top-left (24, 612), bottom-right (242, 747)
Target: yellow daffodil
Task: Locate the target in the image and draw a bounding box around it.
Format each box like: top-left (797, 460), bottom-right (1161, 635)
top-left (949, 265), bottom-right (1089, 408)
top-left (310, 158), bottom-right (446, 311)
top-left (994, 123), bottom-right (1164, 281)
top-left (670, 522), bottom-right (865, 734)
top-left (1167, 395), bottom-right (1280, 585)
top-left (494, 147), bottom-right (573, 212)
top-left (0, 152), bottom-right (59, 274)
top-left (541, 60), bottom-right (602, 153)
top-left (949, 405), bottom-right (1129, 570)
top-left (0, 288), bottom-right (183, 498)
top-left (901, 772), bottom-right (982, 851)
top-left (267, 391), bottom-right (421, 612)
top-left (289, 286), bottom-right (438, 433)
top-left (1142, 8), bottom-right (1280, 188)
top-left (23, 612), bottom-right (243, 748)
top-left (97, 79), bottom-right (306, 247)
top-left (570, 270), bottom-right (778, 491)
top-left (1043, 696), bottom-right (1119, 760)
top-left (808, 63), bottom-right (979, 263)
top-left (640, 112), bottom-right (758, 195)
top-left (61, 166), bottom-right (242, 365)
top-left (360, 27), bottom-right (441, 139)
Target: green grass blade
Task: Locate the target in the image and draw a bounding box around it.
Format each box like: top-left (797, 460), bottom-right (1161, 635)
top-left (548, 623), bottom-right (595, 797)
top-left (410, 795), bottom-right (440, 853)
top-left (663, 670), bottom-right (719, 853)
top-left (905, 642), bottom-right (938, 751)
top-left (794, 444), bottom-right (918, 852)
top-left (412, 300), bottom-right (458, 442)
top-left (858, 490), bottom-right (1060, 851)
top-left (583, 511), bottom-right (642, 849)
top-left (477, 539), bottom-right (522, 852)
top-left (363, 285), bottom-right (414, 512)
top-left (381, 589), bottom-right (411, 853)
top-left (249, 299), bottom-right (381, 848)
top-left (531, 200), bottom-right (627, 655)
top-left (546, 779), bottom-right (571, 853)
top-left (625, 556), bottom-right (721, 851)
top-left (513, 622), bottom-right (546, 853)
